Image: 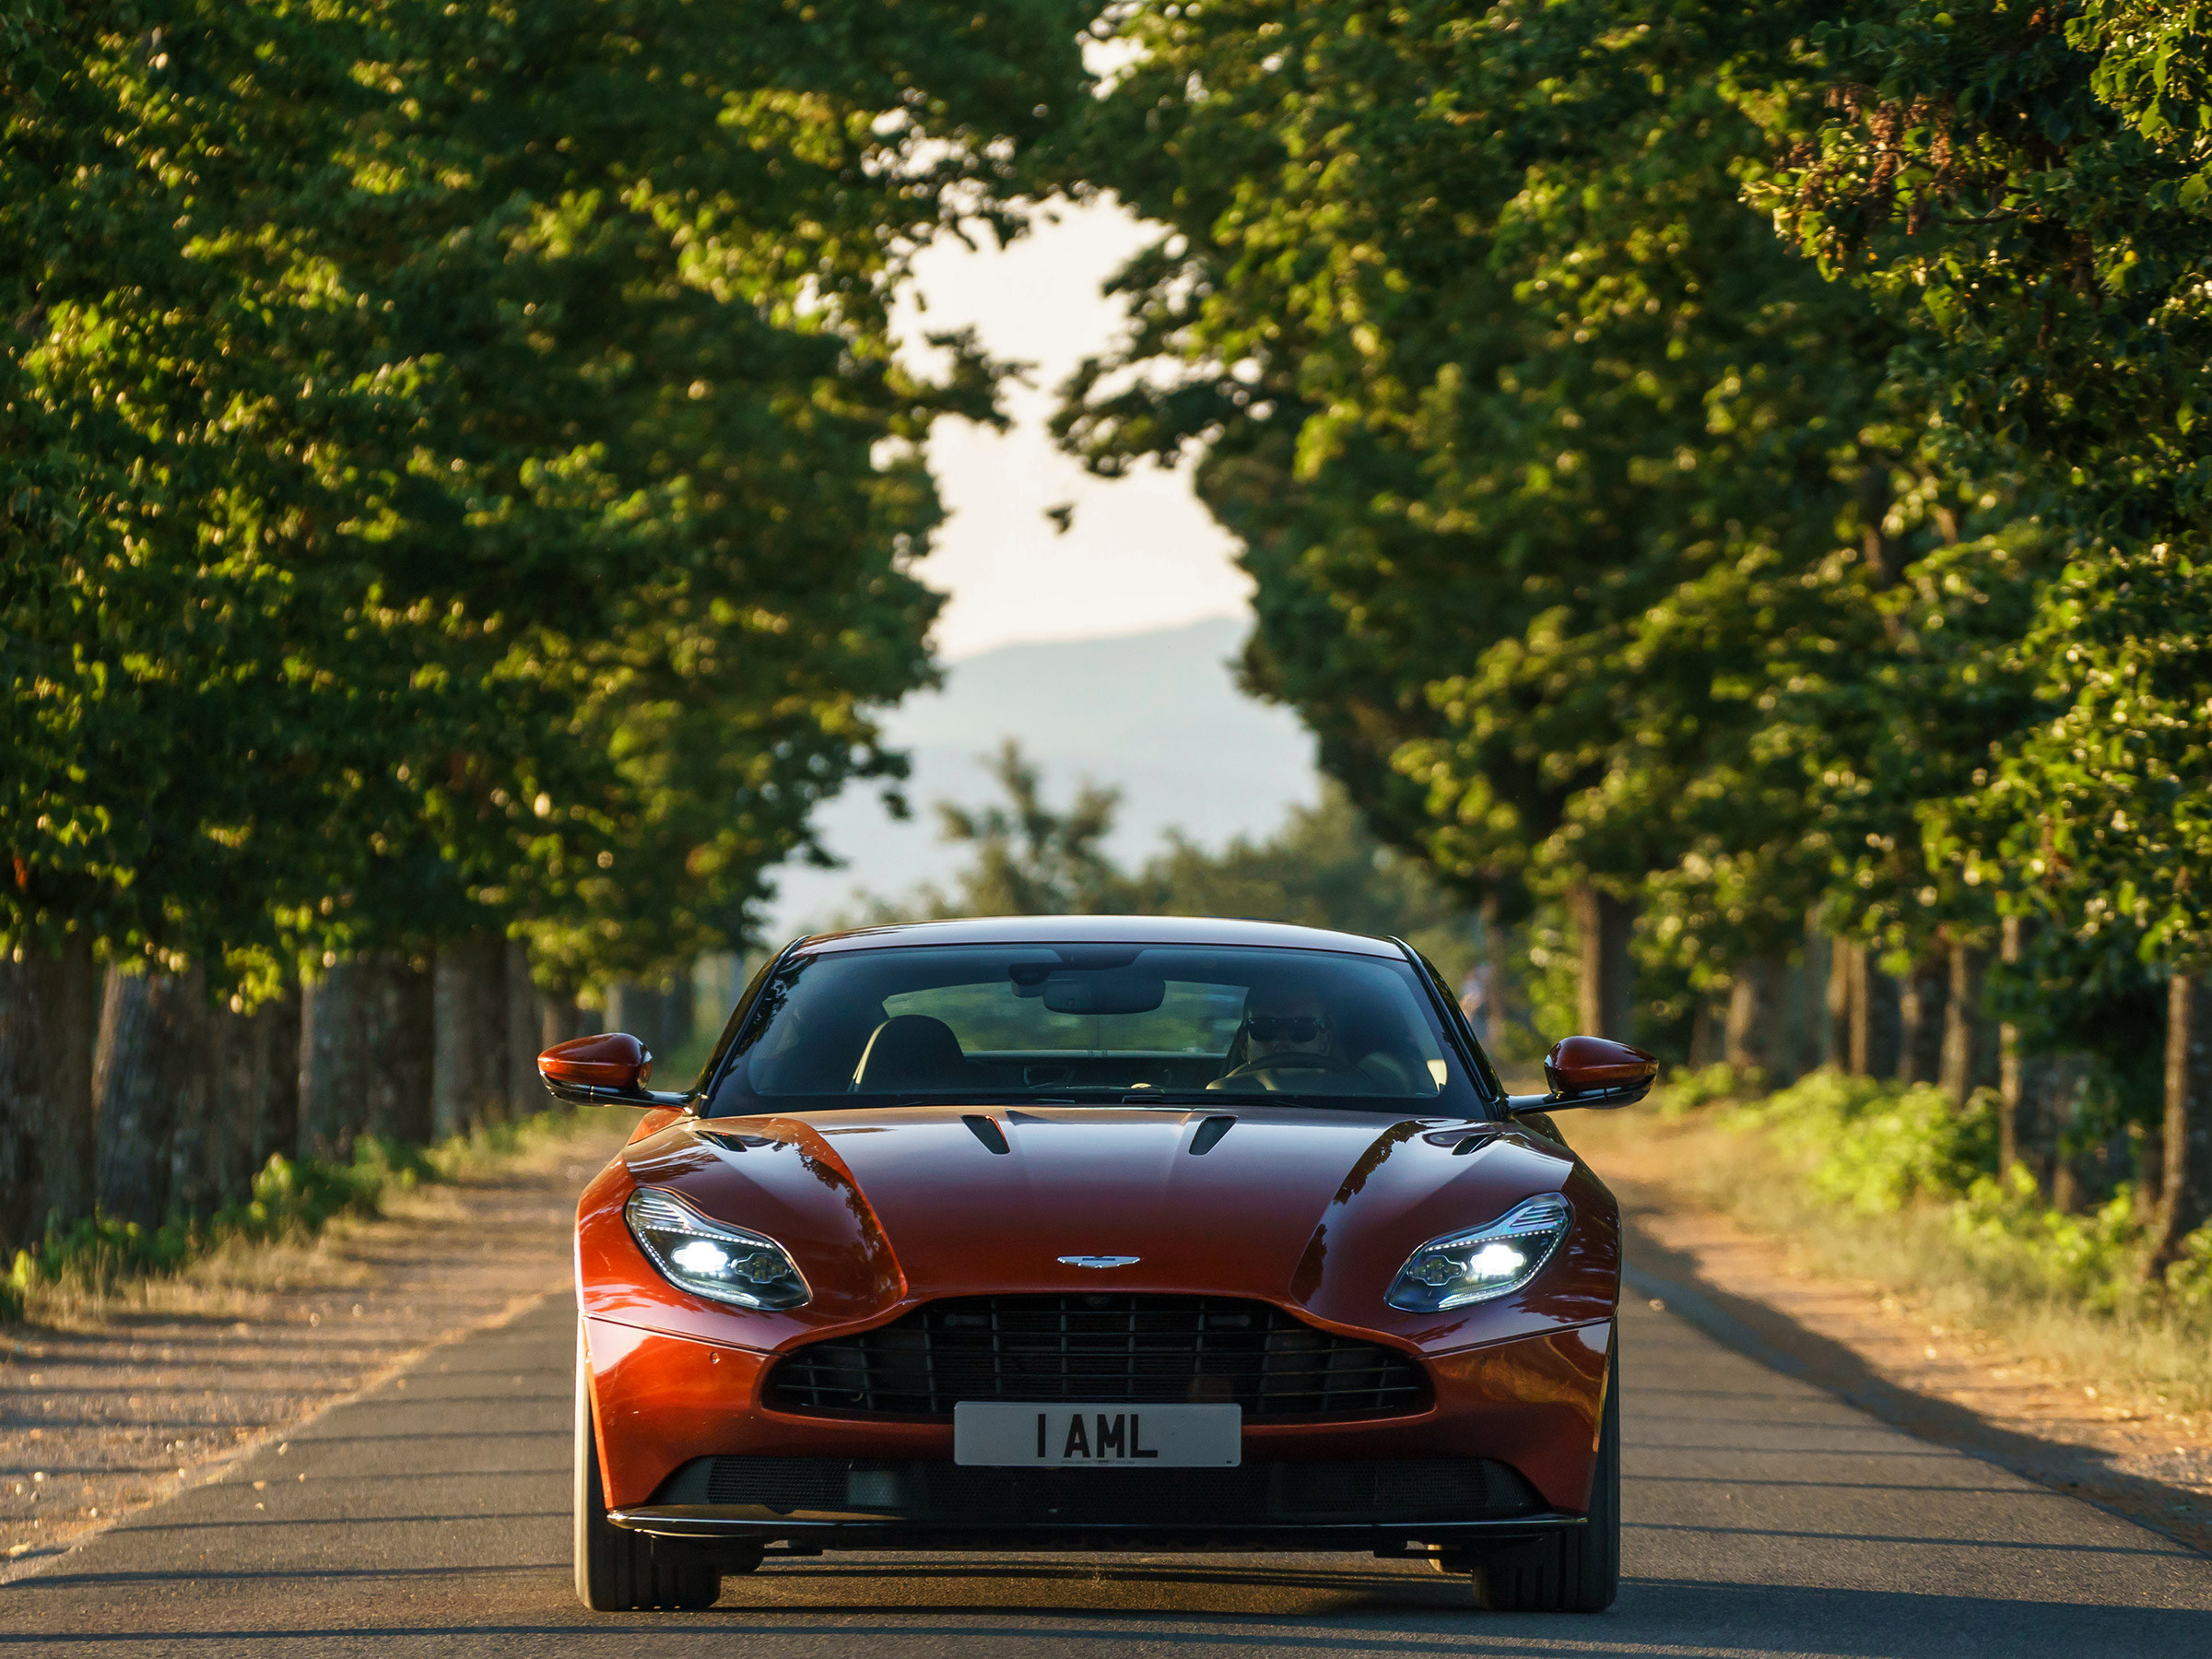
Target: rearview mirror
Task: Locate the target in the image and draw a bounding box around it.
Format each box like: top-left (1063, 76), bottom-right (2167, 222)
top-left (1507, 1035), bottom-right (1658, 1117)
top-left (538, 1031), bottom-right (689, 1108)
top-left (1039, 969), bottom-right (1166, 1016)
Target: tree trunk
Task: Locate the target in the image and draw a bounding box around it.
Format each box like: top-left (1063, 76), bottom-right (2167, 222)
top-left (1825, 929), bottom-right (1853, 1074)
top-left (206, 984), bottom-right (300, 1206)
top-left (473, 941), bottom-right (511, 1127)
top-left (606, 980), bottom-right (657, 1053)
top-left (0, 937), bottom-right (100, 1253)
top-left (1998, 915), bottom-right (2027, 1177)
top-left (1687, 996), bottom-right (1720, 1069)
top-left (1569, 885), bottom-right (1636, 1041)
top-left (298, 958), bottom-right (369, 1162)
top-left (1799, 917), bottom-right (1836, 1075)
top-left (1783, 926), bottom-right (1830, 1084)
top-left (504, 940), bottom-right (541, 1120)
top-left (1483, 900), bottom-right (1512, 1053)
top-left (542, 994), bottom-right (583, 1052)
top-left (2043, 1053), bottom-right (2091, 1212)
top-left (1846, 944), bottom-right (1901, 1078)
top-left (664, 961), bottom-right (696, 1056)
top-left (361, 955), bottom-right (434, 1145)
top-left (432, 946), bottom-right (472, 1141)
top-left (1724, 956), bottom-right (1789, 1081)
top-left (94, 965), bottom-right (212, 1230)
top-left (2147, 973), bottom-right (2212, 1273)
top-left (2006, 1049), bottom-right (2090, 1208)
top-left (1939, 939), bottom-right (1983, 1106)
top-left (1896, 954), bottom-right (1947, 1085)
top-left (433, 936), bottom-right (506, 1138)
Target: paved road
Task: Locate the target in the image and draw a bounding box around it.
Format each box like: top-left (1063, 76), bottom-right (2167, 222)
top-left (3, 1291), bottom-right (2207, 1657)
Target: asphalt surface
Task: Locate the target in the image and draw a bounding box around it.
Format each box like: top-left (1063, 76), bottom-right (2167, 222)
top-left (2, 1291), bottom-right (2207, 1657)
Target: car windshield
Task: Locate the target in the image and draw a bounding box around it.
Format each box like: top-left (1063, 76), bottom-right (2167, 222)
top-left (703, 942), bottom-right (1495, 1113)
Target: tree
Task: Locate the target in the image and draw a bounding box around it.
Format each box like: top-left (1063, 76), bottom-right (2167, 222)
top-left (1746, 0), bottom-right (2212, 1228)
top-left (1052, 0), bottom-right (1901, 1038)
top-left (0, 0), bottom-right (1091, 1239)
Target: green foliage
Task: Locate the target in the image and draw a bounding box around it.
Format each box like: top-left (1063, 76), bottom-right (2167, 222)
top-left (1054, 1), bottom-right (1902, 964)
top-left (1, 1141), bottom-right (423, 1319)
top-left (1728, 1071), bottom-right (1998, 1216)
top-left (0, 1105), bottom-right (611, 1322)
top-left (1658, 1063), bottom-right (1760, 1117)
top-left (1, 0), bottom-right (1090, 994)
top-left (1047, 1), bottom-right (2211, 1124)
top-left (1746, 0), bottom-right (2212, 973)
top-left (1704, 1067), bottom-right (2212, 1317)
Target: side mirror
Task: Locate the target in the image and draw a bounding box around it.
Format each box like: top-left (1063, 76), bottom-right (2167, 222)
top-left (1508, 1035), bottom-right (1658, 1117)
top-left (538, 1031), bottom-right (689, 1109)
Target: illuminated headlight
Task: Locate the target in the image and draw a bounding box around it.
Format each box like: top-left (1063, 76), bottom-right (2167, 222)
top-left (623, 1187), bottom-right (810, 1310)
top-left (1385, 1194), bottom-right (1572, 1312)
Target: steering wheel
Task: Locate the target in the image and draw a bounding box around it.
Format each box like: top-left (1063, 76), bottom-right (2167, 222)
top-left (1209, 1051), bottom-right (1374, 1091)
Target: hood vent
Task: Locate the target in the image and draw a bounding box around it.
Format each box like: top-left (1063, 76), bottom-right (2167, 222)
top-left (962, 1114), bottom-right (1011, 1155)
top-left (1188, 1114), bottom-right (1236, 1156)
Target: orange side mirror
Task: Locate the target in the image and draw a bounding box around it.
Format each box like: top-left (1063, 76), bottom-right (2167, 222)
top-left (538, 1031), bottom-right (670, 1106)
top-left (1508, 1035), bottom-right (1658, 1116)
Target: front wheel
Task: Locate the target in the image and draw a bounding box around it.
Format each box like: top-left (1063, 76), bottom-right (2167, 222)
top-left (1477, 1335), bottom-right (1620, 1614)
top-left (574, 1321), bottom-right (721, 1611)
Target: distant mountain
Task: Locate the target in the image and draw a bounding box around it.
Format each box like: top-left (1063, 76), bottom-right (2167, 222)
top-left (763, 618), bottom-right (1321, 936)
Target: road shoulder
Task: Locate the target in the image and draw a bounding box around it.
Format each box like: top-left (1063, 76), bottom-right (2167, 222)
top-left (1582, 1121), bottom-right (2212, 1556)
top-left (0, 1121), bottom-right (627, 1582)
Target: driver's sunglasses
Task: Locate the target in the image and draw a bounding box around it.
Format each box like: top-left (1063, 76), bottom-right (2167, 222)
top-left (1246, 1015), bottom-right (1324, 1042)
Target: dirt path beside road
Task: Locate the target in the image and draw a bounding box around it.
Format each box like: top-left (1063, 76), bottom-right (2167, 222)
top-left (1574, 1111), bottom-right (2212, 1556)
top-left (0, 1121), bottom-right (629, 1580)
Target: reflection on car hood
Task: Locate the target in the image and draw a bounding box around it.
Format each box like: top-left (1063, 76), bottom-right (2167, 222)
top-left (622, 1102), bottom-right (1603, 1342)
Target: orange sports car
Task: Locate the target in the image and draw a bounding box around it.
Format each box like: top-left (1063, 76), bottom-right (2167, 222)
top-left (546, 916), bottom-right (1653, 1613)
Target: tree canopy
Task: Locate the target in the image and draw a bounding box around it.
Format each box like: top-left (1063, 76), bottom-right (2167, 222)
top-left (1053, 0), bottom-right (2211, 1159)
top-left (2, 0), bottom-right (1089, 994)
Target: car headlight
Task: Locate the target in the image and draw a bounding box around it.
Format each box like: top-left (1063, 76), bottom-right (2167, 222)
top-left (1385, 1194), bottom-right (1572, 1312)
top-left (623, 1187), bottom-right (811, 1310)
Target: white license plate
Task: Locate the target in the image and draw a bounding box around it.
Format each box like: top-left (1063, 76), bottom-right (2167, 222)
top-left (953, 1402), bottom-right (1241, 1467)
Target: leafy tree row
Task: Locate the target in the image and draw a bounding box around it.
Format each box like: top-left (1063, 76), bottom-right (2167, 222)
top-left (0, 0), bottom-right (1088, 1253)
top-left (1050, 2), bottom-right (2211, 1261)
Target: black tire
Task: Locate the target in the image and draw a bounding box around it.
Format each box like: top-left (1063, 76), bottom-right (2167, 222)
top-left (1477, 1337), bottom-right (1620, 1614)
top-left (574, 1322), bottom-right (722, 1612)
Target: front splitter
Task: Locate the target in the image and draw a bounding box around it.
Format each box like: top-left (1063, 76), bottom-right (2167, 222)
top-left (607, 1506), bottom-right (1584, 1554)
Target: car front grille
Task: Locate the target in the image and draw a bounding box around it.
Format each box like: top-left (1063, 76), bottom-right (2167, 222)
top-left (764, 1293), bottom-right (1429, 1420)
top-left (652, 1455), bottom-right (1541, 1524)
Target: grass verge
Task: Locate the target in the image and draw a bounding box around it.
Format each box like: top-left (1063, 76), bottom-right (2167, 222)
top-left (1, 1106), bottom-right (610, 1326)
top-left (1580, 1068), bottom-right (2212, 1415)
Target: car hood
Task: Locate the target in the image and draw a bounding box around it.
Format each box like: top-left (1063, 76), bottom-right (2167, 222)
top-left (617, 1102), bottom-right (1611, 1347)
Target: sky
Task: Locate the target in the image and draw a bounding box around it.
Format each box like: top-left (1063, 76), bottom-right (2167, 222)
top-left (893, 195), bottom-right (1253, 660)
top-left (749, 202), bottom-right (1316, 937)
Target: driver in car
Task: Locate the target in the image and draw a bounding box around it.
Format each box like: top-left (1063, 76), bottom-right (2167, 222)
top-left (1211, 983), bottom-right (1359, 1091)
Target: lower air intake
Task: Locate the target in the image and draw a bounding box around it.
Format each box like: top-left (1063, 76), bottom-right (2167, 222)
top-left (652, 1455), bottom-right (1543, 1525)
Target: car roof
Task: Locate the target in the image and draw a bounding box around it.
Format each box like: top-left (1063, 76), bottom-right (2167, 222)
top-left (792, 914), bottom-right (1408, 959)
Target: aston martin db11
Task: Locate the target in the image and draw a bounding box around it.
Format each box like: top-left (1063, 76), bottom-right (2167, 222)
top-left (546, 915), bottom-right (1654, 1613)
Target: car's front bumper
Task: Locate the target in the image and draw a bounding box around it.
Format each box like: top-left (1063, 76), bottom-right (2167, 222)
top-left (582, 1312), bottom-right (1615, 1518)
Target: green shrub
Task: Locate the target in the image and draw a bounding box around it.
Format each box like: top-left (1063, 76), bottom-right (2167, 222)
top-left (6, 1136), bottom-right (435, 1315)
top-left (1721, 1067), bottom-right (2212, 1323)
top-left (1724, 1071), bottom-right (1996, 1215)
top-left (1654, 1063), bottom-right (1759, 1117)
